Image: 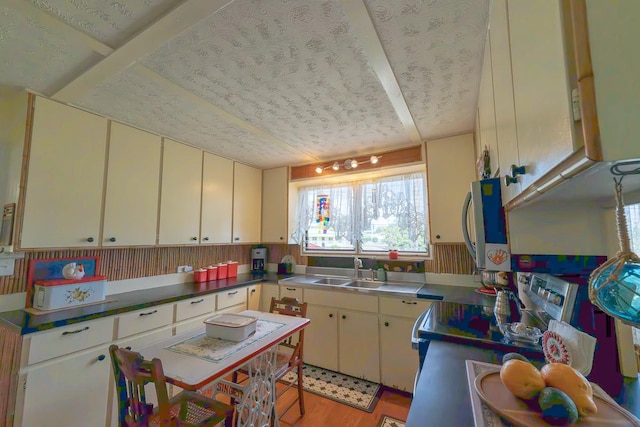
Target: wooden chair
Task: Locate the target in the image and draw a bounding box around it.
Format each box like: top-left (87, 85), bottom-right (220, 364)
top-left (231, 297), bottom-right (308, 421)
top-left (109, 344), bottom-right (233, 427)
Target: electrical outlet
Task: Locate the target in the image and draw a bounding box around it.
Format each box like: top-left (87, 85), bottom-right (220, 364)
top-left (0, 259), bottom-right (15, 276)
top-left (177, 265), bottom-right (193, 273)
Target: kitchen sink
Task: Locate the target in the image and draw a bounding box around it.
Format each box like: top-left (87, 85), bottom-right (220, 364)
top-left (344, 280), bottom-right (386, 289)
top-left (313, 277), bottom-right (353, 286)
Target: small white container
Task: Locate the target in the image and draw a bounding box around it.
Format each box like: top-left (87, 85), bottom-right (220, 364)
top-left (33, 276), bottom-right (107, 310)
top-left (204, 313), bottom-right (257, 341)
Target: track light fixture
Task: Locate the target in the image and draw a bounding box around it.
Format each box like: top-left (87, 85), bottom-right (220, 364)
top-left (315, 154), bottom-right (383, 174)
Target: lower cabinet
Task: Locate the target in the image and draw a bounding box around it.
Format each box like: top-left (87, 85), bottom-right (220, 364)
top-left (338, 309), bottom-right (380, 383)
top-left (379, 315), bottom-right (418, 392)
top-left (305, 305), bottom-right (338, 371)
top-left (247, 285), bottom-right (261, 311)
top-left (18, 344), bottom-right (111, 427)
top-left (260, 283), bottom-right (280, 311)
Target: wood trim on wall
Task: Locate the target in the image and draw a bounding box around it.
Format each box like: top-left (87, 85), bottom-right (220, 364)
top-left (0, 323), bottom-right (22, 427)
top-left (0, 243), bottom-right (473, 296)
top-left (290, 145), bottom-right (423, 181)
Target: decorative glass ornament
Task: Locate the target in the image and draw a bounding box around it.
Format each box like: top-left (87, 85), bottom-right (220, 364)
top-left (589, 177), bottom-right (640, 326)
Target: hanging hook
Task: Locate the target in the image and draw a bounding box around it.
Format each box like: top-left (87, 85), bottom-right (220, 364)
top-left (610, 160), bottom-right (640, 177)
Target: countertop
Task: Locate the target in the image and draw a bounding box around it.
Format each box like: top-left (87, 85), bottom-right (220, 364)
top-left (407, 340), bottom-right (640, 426)
top-left (0, 272), bottom-right (285, 335)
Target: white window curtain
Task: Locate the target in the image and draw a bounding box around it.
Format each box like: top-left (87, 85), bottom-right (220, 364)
top-left (293, 183), bottom-right (356, 250)
top-left (359, 172), bottom-right (428, 253)
top-left (294, 172), bottom-right (429, 254)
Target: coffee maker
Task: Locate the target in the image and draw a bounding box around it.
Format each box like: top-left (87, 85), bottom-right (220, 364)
top-left (251, 247), bottom-right (268, 273)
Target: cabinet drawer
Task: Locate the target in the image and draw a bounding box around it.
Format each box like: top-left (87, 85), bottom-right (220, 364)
top-left (175, 294), bottom-right (216, 322)
top-left (117, 304), bottom-right (173, 339)
top-left (217, 287), bottom-right (247, 310)
top-left (27, 317), bottom-right (114, 365)
top-left (304, 288), bottom-right (378, 313)
top-left (379, 296), bottom-right (432, 319)
top-left (279, 285), bottom-right (304, 301)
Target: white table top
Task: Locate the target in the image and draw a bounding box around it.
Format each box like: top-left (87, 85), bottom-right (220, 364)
top-left (137, 310), bottom-right (309, 391)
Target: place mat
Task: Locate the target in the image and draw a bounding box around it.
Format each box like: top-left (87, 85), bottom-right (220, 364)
top-left (167, 319), bottom-right (285, 362)
top-left (23, 297), bottom-right (117, 315)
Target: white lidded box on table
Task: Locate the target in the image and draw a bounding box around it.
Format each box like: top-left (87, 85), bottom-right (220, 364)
top-left (204, 313), bottom-right (257, 341)
top-left (33, 276), bottom-right (107, 310)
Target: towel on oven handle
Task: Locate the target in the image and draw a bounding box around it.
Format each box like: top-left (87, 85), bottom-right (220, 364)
top-left (548, 319), bottom-right (597, 376)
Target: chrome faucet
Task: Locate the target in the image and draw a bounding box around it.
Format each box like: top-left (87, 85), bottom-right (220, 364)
top-left (354, 256), bottom-right (363, 280)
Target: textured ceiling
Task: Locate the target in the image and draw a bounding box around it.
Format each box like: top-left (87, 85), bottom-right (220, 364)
top-left (0, 0), bottom-right (490, 169)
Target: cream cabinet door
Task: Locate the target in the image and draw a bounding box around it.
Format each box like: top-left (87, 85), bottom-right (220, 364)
top-left (18, 345), bottom-right (111, 427)
top-left (261, 166), bottom-right (288, 243)
top-left (305, 305), bottom-right (338, 372)
top-left (103, 122), bottom-right (161, 246)
top-left (508, 0), bottom-right (576, 190)
top-left (338, 309), bottom-right (380, 383)
top-left (260, 283), bottom-right (279, 311)
top-left (21, 97), bottom-right (108, 248)
top-left (159, 139), bottom-right (202, 245)
top-left (232, 162), bottom-right (262, 243)
top-left (426, 134), bottom-right (476, 242)
top-left (489, 0), bottom-right (521, 204)
top-left (477, 36), bottom-right (499, 179)
top-left (201, 152), bottom-right (233, 244)
top-left (247, 285), bottom-right (261, 311)
top-left (379, 315), bottom-right (419, 392)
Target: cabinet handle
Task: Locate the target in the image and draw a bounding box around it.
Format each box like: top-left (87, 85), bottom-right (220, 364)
top-left (511, 164), bottom-right (526, 176)
top-left (234, 237), bottom-right (240, 241)
top-left (125, 346), bottom-right (132, 350)
top-left (227, 291), bottom-right (238, 296)
top-left (139, 310), bottom-right (158, 316)
top-left (190, 299), bottom-right (204, 304)
top-left (203, 237), bottom-right (209, 241)
top-left (109, 237), bottom-right (116, 242)
top-left (86, 237), bottom-right (94, 242)
top-left (329, 313), bottom-right (333, 318)
top-left (97, 354), bottom-right (106, 361)
top-left (435, 234), bottom-right (441, 240)
top-left (286, 287), bottom-right (297, 291)
top-left (384, 321), bottom-right (389, 327)
top-left (402, 300), bottom-right (418, 305)
top-left (62, 326), bottom-right (90, 335)
top-left (191, 237), bottom-right (198, 241)
top-left (342, 315), bottom-right (346, 319)
top-left (280, 237), bottom-right (284, 240)
top-left (251, 289), bottom-right (256, 294)
top-left (504, 175), bottom-right (518, 186)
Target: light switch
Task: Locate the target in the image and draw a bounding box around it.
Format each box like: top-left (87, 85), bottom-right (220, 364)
top-left (0, 258), bottom-right (15, 276)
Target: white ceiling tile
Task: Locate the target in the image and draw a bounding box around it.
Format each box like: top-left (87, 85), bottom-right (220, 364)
top-left (74, 68), bottom-right (309, 169)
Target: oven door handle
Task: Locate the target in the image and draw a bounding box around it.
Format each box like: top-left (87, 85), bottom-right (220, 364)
top-left (411, 309), bottom-right (429, 350)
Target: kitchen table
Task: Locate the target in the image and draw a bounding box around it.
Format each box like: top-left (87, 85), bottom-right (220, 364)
top-left (136, 309), bottom-right (309, 427)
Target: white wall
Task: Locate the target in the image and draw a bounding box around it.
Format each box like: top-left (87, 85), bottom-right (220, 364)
top-left (508, 201), bottom-right (608, 255)
top-left (0, 90), bottom-right (28, 207)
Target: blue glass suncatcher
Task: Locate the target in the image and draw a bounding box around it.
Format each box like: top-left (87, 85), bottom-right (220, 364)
top-left (590, 260), bottom-right (640, 325)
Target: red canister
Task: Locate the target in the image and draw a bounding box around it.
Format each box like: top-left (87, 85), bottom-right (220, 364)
top-left (217, 263), bottom-right (228, 279)
top-left (194, 269), bottom-right (207, 283)
top-left (227, 261), bottom-right (238, 278)
top-left (206, 266), bottom-right (218, 281)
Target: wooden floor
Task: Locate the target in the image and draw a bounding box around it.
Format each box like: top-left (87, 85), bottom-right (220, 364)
top-left (275, 384), bottom-right (412, 427)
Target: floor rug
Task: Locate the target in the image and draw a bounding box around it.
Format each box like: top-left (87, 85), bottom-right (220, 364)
top-left (280, 364), bottom-right (382, 412)
top-left (377, 415), bottom-right (406, 427)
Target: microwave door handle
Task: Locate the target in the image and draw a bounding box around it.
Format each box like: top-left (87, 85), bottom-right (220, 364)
top-left (411, 309), bottom-right (429, 350)
top-left (461, 191), bottom-right (476, 262)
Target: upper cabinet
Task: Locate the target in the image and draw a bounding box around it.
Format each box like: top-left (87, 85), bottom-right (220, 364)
top-left (261, 167), bottom-right (289, 243)
top-left (158, 139), bottom-right (202, 245)
top-left (477, 0), bottom-right (640, 209)
top-left (508, 0), bottom-right (577, 190)
top-left (201, 152), bottom-right (233, 244)
top-left (427, 134), bottom-right (476, 243)
top-left (489, 0), bottom-right (521, 204)
top-left (20, 97), bottom-right (108, 248)
top-left (232, 162), bottom-right (262, 243)
top-left (102, 123), bottom-right (161, 246)
top-left (476, 36), bottom-right (499, 179)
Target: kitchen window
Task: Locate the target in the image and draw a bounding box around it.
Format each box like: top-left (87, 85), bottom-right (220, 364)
top-left (293, 172), bottom-right (429, 255)
top-left (627, 203), bottom-right (640, 254)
